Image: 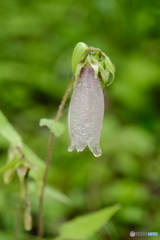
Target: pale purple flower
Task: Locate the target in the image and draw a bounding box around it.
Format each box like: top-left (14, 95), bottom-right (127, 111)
top-left (68, 66), bottom-right (104, 157)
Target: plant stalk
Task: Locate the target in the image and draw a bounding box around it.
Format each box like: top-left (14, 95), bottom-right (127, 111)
top-left (37, 77), bottom-right (74, 239)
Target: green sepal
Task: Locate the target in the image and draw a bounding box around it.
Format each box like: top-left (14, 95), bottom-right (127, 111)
top-left (0, 157), bottom-right (21, 173)
top-left (100, 53), bottom-right (115, 86)
top-left (2, 147), bottom-right (22, 184)
top-left (99, 64), bottom-right (109, 87)
top-left (88, 55), bottom-right (99, 79)
top-left (74, 62), bottom-right (84, 83)
top-left (71, 42), bottom-right (115, 87)
top-left (72, 42), bottom-right (88, 74)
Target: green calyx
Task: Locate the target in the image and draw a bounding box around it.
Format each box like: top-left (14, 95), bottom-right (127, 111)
top-left (72, 42), bottom-right (115, 87)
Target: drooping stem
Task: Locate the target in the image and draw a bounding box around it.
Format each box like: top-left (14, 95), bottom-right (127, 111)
top-left (14, 191), bottom-right (22, 240)
top-left (24, 170), bottom-right (32, 231)
top-left (37, 77), bottom-right (74, 239)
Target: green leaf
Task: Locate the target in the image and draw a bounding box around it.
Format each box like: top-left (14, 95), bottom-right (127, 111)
top-left (40, 118), bottom-right (65, 137)
top-left (0, 111), bottom-right (22, 146)
top-left (29, 182), bottom-right (71, 206)
top-left (58, 204), bottom-right (121, 239)
top-left (45, 186), bottom-right (72, 206)
top-left (0, 111), bottom-right (45, 181)
top-left (72, 42), bottom-right (88, 74)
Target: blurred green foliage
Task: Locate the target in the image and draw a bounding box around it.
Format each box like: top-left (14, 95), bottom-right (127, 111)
top-left (0, 0), bottom-right (160, 239)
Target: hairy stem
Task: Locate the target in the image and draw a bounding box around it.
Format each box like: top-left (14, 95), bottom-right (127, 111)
top-left (37, 77), bottom-right (74, 239)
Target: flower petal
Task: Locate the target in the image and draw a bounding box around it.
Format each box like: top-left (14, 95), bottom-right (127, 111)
top-left (68, 66), bottom-right (104, 157)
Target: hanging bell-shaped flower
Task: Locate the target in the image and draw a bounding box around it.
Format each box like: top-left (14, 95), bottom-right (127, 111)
top-left (68, 42), bottom-right (115, 157)
top-left (68, 66), bottom-right (104, 157)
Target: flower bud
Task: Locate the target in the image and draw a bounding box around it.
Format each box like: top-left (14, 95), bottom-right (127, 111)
top-left (68, 66), bottom-right (104, 157)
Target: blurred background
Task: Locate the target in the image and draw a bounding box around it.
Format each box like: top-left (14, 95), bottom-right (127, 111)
top-left (0, 0), bottom-right (160, 239)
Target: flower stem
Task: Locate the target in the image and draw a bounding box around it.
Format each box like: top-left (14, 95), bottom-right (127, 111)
top-left (37, 77), bottom-right (74, 239)
top-left (14, 191), bottom-right (22, 240)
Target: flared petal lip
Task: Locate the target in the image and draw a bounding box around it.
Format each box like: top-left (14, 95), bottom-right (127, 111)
top-left (68, 141), bottom-right (102, 157)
